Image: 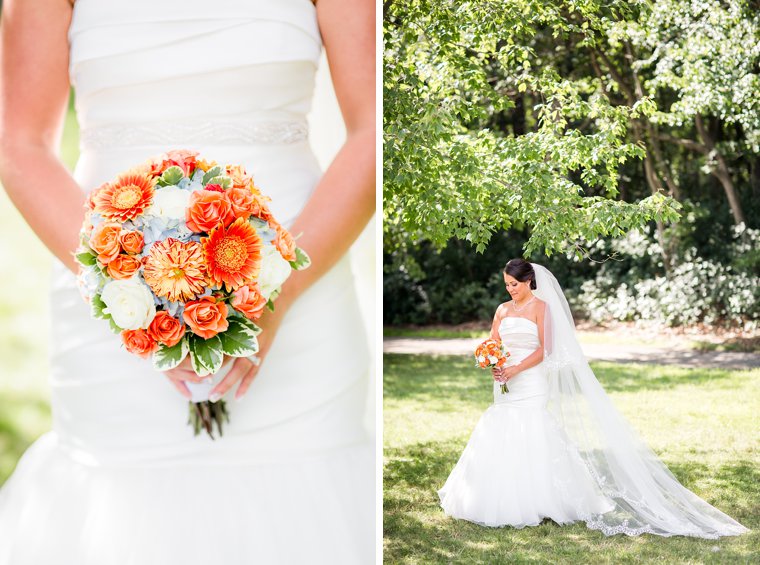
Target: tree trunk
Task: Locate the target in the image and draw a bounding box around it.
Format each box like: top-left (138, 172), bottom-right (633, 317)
top-left (643, 156), bottom-right (672, 275)
top-left (695, 115), bottom-right (746, 226)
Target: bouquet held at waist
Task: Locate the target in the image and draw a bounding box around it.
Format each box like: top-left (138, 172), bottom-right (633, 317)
top-left (74, 149), bottom-right (310, 438)
top-left (474, 338), bottom-right (512, 394)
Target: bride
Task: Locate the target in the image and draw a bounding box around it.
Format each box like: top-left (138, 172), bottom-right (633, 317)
top-left (438, 258), bottom-right (749, 538)
top-left (0, 0), bottom-right (375, 563)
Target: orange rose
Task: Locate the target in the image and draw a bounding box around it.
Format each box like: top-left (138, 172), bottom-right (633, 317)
top-left (186, 190), bottom-right (234, 233)
top-left (121, 328), bottom-right (158, 358)
top-left (183, 296), bottom-right (229, 339)
top-left (89, 222), bottom-right (122, 264)
top-left (225, 164), bottom-right (253, 189)
top-left (274, 225), bottom-right (297, 262)
top-left (118, 230), bottom-right (144, 254)
top-left (225, 186), bottom-right (255, 220)
top-left (230, 283), bottom-right (267, 320)
top-left (251, 194), bottom-right (272, 221)
top-left (163, 149), bottom-right (199, 176)
top-left (147, 311), bottom-right (186, 347)
top-left (106, 254), bottom-right (142, 280)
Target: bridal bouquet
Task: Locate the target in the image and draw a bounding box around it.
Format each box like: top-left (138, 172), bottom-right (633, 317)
top-left (474, 338), bottom-right (511, 394)
top-left (74, 149), bottom-right (310, 438)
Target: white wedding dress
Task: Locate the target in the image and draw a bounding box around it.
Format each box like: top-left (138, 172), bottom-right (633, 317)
top-left (439, 317), bottom-right (615, 527)
top-left (439, 268), bottom-right (749, 539)
top-left (0, 1), bottom-right (374, 563)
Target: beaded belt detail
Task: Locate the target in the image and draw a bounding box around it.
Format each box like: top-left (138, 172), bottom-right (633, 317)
top-left (79, 119), bottom-right (309, 150)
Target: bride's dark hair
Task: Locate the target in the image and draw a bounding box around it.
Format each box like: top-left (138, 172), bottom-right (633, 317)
top-left (503, 258), bottom-right (536, 290)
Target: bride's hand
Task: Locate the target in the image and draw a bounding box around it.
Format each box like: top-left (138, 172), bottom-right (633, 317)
top-left (493, 365), bottom-right (520, 383)
top-left (163, 356), bottom-right (227, 400)
top-left (162, 307), bottom-right (285, 401)
top-left (207, 304), bottom-right (288, 401)
top-left (491, 366), bottom-right (506, 381)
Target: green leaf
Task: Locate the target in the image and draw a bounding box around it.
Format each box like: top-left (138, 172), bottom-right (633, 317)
top-left (159, 166), bottom-right (184, 186)
top-left (188, 334), bottom-right (224, 376)
top-left (288, 247), bottom-right (311, 271)
top-left (90, 294), bottom-right (108, 320)
top-left (108, 317), bottom-right (123, 335)
top-left (206, 175), bottom-right (232, 189)
top-left (219, 317), bottom-right (260, 357)
top-left (202, 166), bottom-right (223, 185)
top-left (152, 337), bottom-right (189, 371)
top-left (76, 252), bottom-right (97, 267)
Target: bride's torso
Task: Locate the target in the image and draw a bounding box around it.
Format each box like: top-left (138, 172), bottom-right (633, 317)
top-left (494, 317), bottom-right (547, 404)
top-left (50, 0), bottom-right (371, 462)
top-left (68, 0), bottom-right (323, 225)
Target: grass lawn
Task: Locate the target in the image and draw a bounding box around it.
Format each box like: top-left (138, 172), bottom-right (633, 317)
top-left (384, 354), bottom-right (759, 564)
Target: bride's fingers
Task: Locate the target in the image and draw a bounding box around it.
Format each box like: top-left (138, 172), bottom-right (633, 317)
top-left (208, 357), bottom-right (253, 402)
top-left (164, 366), bottom-right (208, 384)
top-left (234, 361), bottom-right (260, 400)
top-left (165, 374), bottom-right (192, 399)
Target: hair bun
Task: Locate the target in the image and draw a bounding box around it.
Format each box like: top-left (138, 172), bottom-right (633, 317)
top-left (504, 258), bottom-right (536, 289)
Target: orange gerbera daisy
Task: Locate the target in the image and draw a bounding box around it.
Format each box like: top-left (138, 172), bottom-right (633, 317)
top-left (202, 217), bottom-right (262, 291)
top-left (94, 172), bottom-right (155, 222)
top-left (143, 238), bottom-right (207, 302)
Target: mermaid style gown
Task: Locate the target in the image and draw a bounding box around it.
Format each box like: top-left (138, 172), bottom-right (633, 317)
top-left (0, 1), bottom-right (374, 563)
top-left (438, 317), bottom-right (614, 527)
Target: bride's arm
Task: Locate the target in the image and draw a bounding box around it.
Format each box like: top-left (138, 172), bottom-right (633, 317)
top-left (279, 0), bottom-right (376, 306)
top-left (0, 0), bottom-right (83, 273)
top-left (489, 304), bottom-right (505, 341)
top-left (199, 0), bottom-right (376, 400)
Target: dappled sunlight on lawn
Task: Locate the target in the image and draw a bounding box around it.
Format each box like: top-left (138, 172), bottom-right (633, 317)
top-left (384, 354), bottom-right (759, 563)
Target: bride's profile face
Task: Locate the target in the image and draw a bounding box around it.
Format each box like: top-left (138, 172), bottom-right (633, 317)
top-left (503, 273), bottom-right (530, 302)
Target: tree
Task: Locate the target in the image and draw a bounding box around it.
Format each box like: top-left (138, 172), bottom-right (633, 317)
top-left (619, 0), bottom-right (758, 227)
top-left (384, 0), bottom-right (682, 258)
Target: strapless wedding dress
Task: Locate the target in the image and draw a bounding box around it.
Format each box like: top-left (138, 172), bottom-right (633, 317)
top-left (0, 1), bottom-right (374, 563)
top-left (438, 317), bottom-right (614, 527)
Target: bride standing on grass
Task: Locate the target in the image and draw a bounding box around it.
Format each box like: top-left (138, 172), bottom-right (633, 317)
top-left (0, 0), bottom-right (375, 563)
top-left (439, 258), bottom-right (748, 538)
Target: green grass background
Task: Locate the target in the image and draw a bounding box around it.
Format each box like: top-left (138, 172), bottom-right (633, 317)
top-left (0, 97), bottom-right (79, 486)
top-left (384, 354), bottom-right (759, 564)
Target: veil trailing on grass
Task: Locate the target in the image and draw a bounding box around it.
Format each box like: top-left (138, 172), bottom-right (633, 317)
top-left (531, 263), bottom-right (748, 538)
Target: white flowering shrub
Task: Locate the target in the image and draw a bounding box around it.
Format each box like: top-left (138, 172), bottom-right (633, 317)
top-left (577, 226), bottom-right (760, 328)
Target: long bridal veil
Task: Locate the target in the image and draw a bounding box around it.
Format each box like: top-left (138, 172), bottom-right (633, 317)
top-left (531, 263), bottom-right (748, 538)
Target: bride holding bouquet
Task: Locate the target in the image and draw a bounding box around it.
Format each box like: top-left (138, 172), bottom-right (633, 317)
top-left (0, 0), bottom-right (375, 563)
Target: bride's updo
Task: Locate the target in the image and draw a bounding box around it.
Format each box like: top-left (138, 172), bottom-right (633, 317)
top-left (503, 258), bottom-right (537, 290)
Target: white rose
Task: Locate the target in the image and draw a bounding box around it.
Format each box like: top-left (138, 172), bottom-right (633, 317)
top-left (101, 277), bottom-right (156, 330)
top-left (258, 244), bottom-right (292, 299)
top-left (145, 186), bottom-right (191, 220)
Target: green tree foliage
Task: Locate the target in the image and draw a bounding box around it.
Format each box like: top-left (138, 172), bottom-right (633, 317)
top-left (384, 0), bottom-right (682, 257)
top-left (384, 0), bottom-right (759, 327)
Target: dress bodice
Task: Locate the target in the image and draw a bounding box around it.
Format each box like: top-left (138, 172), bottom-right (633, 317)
top-left (66, 0), bottom-right (325, 224)
top-left (498, 317), bottom-right (541, 361)
top-left (68, 0), bottom-right (321, 143)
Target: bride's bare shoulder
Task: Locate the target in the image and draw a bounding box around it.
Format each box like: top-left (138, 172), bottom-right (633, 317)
top-left (494, 302), bottom-right (509, 318)
top-left (530, 298), bottom-right (547, 319)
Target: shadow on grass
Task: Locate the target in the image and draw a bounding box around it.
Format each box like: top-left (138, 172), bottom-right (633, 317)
top-left (383, 354), bottom-right (491, 409)
top-left (384, 439), bottom-right (758, 564)
top-left (383, 354), bottom-right (749, 400)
